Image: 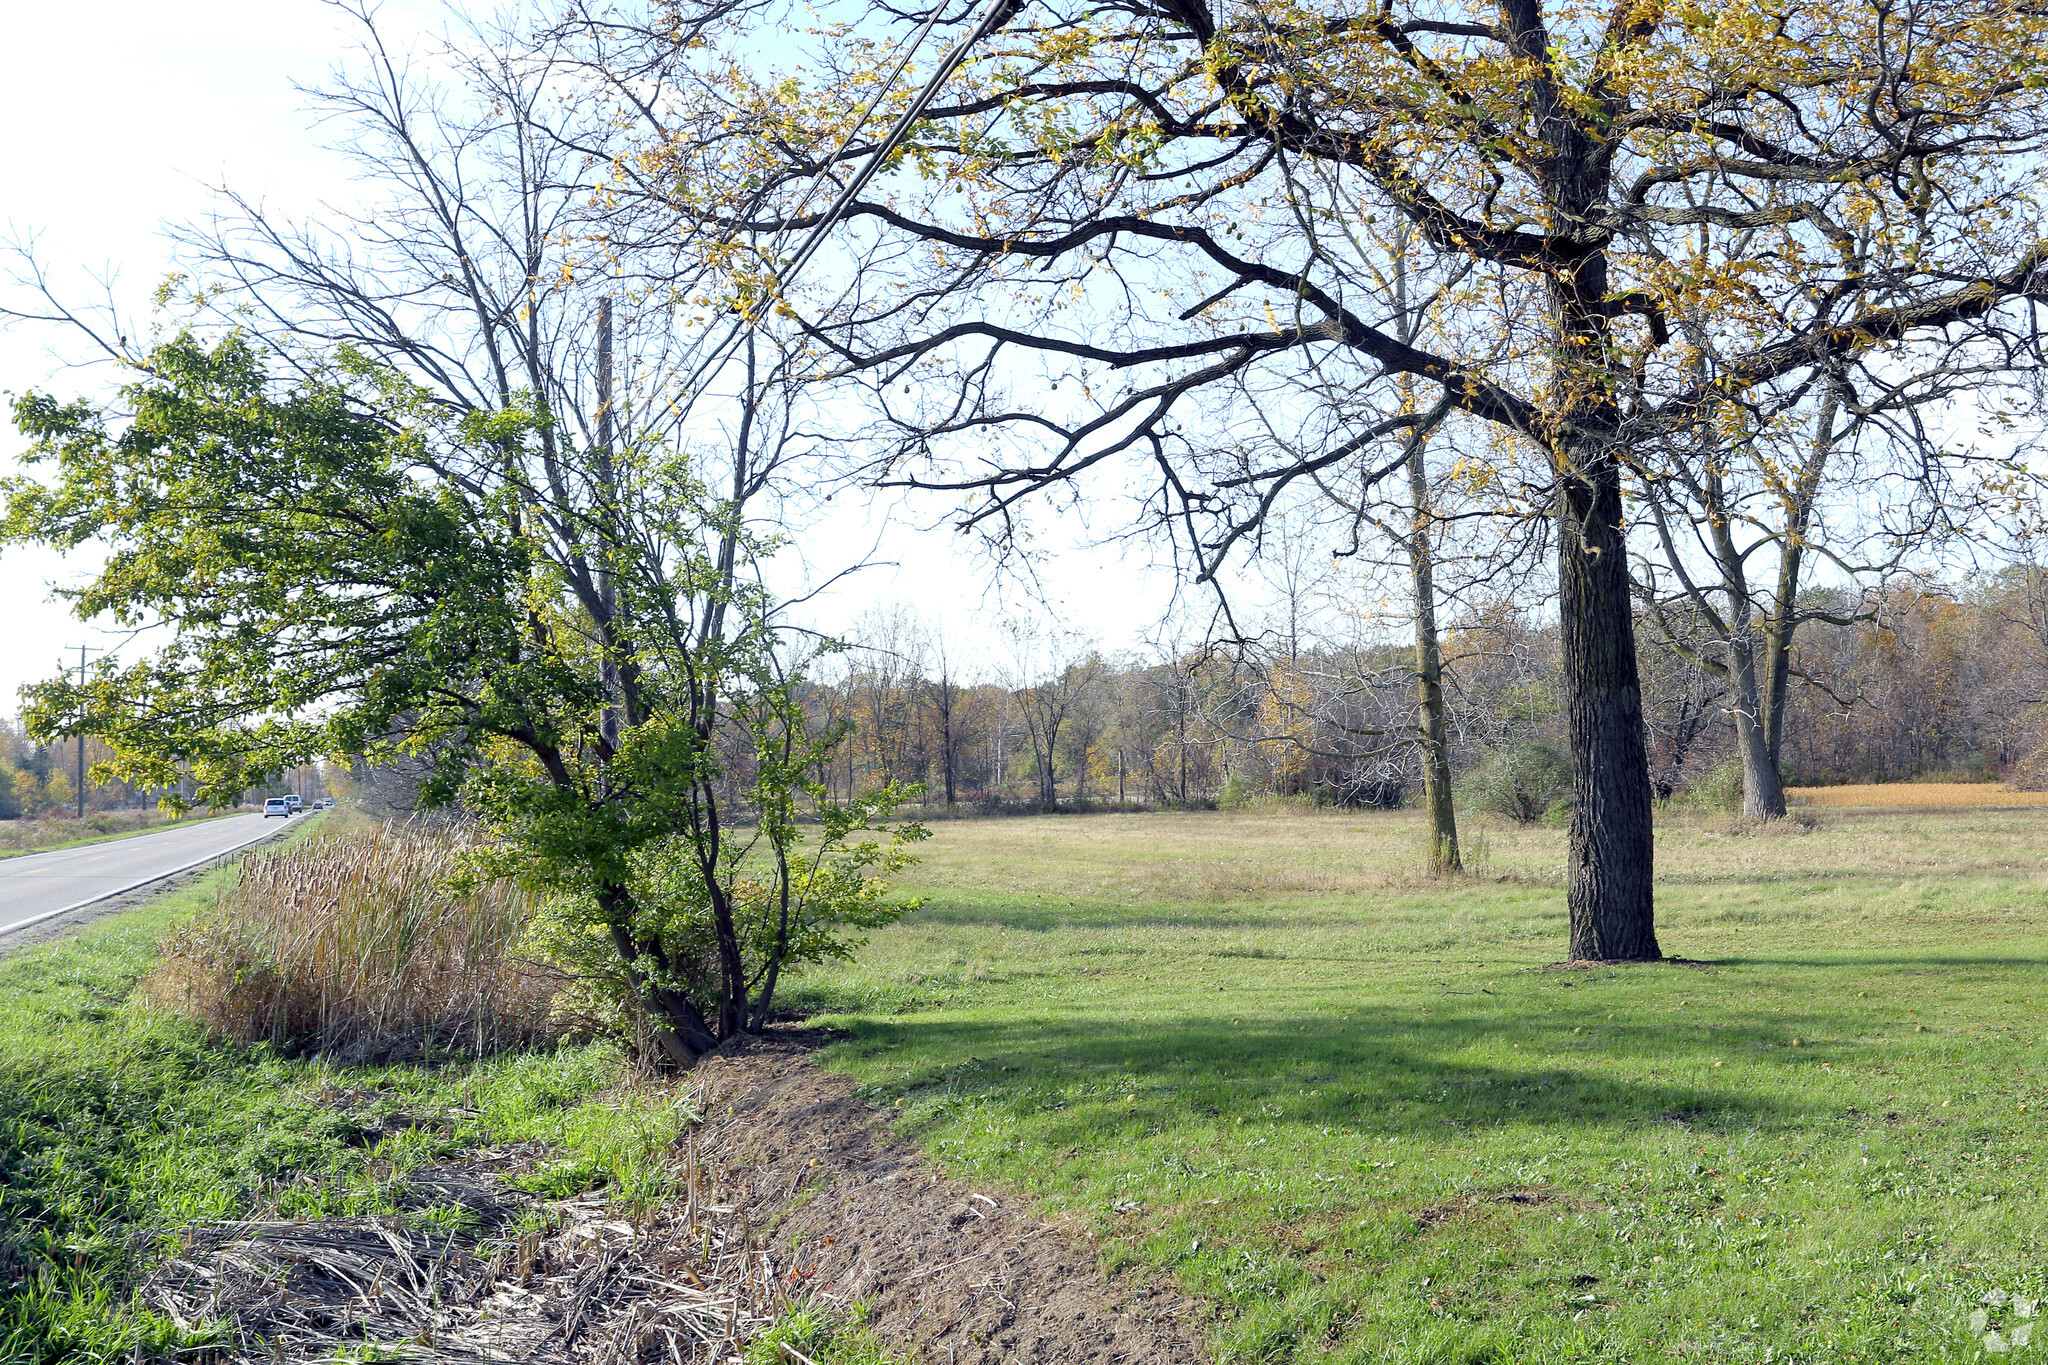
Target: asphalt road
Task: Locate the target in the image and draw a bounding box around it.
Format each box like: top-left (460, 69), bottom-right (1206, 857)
top-left (0, 813), bottom-right (300, 938)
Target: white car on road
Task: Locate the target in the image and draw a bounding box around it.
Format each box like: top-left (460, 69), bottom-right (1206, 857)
top-left (264, 798), bottom-right (291, 819)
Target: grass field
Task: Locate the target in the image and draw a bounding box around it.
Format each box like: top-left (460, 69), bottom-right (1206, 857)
top-left (5, 802), bottom-right (2045, 1362)
top-left (787, 805), bottom-right (2048, 1364)
top-left (1788, 782), bottom-right (2048, 808)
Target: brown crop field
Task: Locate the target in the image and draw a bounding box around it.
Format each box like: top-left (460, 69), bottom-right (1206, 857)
top-left (1786, 781), bottom-right (2048, 807)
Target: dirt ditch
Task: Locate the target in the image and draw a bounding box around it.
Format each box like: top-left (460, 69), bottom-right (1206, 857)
top-left (143, 1028), bottom-right (1211, 1363)
top-left (697, 1030), bottom-right (1211, 1363)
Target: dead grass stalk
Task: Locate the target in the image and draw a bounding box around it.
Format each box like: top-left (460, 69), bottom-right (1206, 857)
top-left (143, 823), bottom-right (566, 1062)
top-left (143, 1077), bottom-right (784, 1363)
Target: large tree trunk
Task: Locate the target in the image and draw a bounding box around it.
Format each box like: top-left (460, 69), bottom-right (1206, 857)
top-left (1558, 443), bottom-right (1660, 962)
top-left (1701, 467), bottom-right (1789, 822)
top-left (1730, 651), bottom-right (1787, 821)
top-left (1723, 600), bottom-right (1788, 821)
top-left (1407, 428), bottom-right (1460, 872)
top-left (1517, 5), bottom-right (1658, 962)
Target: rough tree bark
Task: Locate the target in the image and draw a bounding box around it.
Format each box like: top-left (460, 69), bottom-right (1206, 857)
top-left (1558, 440), bottom-right (1660, 961)
top-left (1526, 0), bottom-right (1659, 959)
top-left (1406, 425), bottom-right (1461, 873)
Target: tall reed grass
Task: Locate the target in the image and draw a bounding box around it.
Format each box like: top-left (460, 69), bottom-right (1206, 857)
top-left (145, 823), bottom-right (567, 1062)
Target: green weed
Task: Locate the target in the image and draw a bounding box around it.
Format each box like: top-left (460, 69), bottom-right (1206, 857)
top-left (744, 1301), bottom-right (909, 1365)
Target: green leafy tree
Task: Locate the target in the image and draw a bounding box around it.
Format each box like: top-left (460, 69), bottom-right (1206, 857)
top-left (0, 2), bottom-right (918, 1064)
top-left (4, 334), bottom-right (915, 1066)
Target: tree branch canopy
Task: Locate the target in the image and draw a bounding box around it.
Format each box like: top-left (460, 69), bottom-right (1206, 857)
top-left (579, 0), bottom-right (2048, 955)
top-left (606, 0), bottom-right (2048, 501)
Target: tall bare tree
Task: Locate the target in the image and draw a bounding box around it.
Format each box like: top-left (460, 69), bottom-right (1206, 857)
top-left (1635, 317), bottom-right (2031, 819)
top-left (594, 0), bottom-right (2048, 958)
top-left (1002, 621), bottom-right (1105, 807)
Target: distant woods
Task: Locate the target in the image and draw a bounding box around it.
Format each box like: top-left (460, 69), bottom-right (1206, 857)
top-left (817, 574), bottom-right (2048, 815)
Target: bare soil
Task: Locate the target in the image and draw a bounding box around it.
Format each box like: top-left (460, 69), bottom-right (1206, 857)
top-left (139, 1028), bottom-right (1212, 1362)
top-left (1411, 1186), bottom-right (1591, 1230)
top-left (696, 1029), bottom-right (1212, 1364)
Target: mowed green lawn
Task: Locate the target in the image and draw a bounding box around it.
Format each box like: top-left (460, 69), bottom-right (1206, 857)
top-left (789, 806), bottom-right (2048, 1364)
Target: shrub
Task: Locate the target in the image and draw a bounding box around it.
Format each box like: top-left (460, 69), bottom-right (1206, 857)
top-left (1458, 743), bottom-right (1572, 825)
top-left (1682, 757), bottom-right (1745, 812)
top-left (2009, 742), bottom-right (2048, 791)
top-left (143, 823), bottom-right (565, 1062)
top-left (529, 794), bottom-right (926, 1054)
top-left (0, 808), bottom-right (165, 853)
top-left (1325, 772), bottom-right (1407, 810)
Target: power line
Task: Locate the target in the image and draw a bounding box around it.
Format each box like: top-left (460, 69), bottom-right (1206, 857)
top-left (760, 0), bottom-right (957, 263)
top-left (677, 0), bottom-right (1027, 405)
top-left (775, 0), bottom-right (1026, 291)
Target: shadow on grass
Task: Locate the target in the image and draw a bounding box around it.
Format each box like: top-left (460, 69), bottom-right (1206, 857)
top-left (833, 999), bottom-right (1809, 1145)
top-left (908, 899), bottom-right (1299, 933)
top-left (1706, 953), bottom-right (2048, 969)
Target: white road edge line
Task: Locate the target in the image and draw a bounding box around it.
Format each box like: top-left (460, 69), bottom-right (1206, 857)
top-left (0, 818), bottom-right (301, 940)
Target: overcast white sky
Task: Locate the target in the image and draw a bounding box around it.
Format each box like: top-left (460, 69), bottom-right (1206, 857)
top-left (0, 1), bottom-right (1186, 715)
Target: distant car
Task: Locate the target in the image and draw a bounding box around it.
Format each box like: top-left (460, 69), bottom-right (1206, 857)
top-left (320, 797), bottom-right (336, 809)
top-left (285, 794), bottom-right (304, 813)
top-left (263, 798), bottom-right (291, 819)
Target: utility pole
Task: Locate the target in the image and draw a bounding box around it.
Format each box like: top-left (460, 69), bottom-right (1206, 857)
top-left (66, 644), bottom-right (103, 820)
top-left (595, 296), bottom-right (621, 751)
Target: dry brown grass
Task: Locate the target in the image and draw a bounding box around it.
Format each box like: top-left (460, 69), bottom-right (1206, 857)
top-left (825, 802), bottom-right (2048, 992)
top-left (143, 823), bottom-right (566, 1062)
top-left (886, 805), bottom-right (1577, 912)
top-left (1785, 781), bottom-right (2048, 808)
